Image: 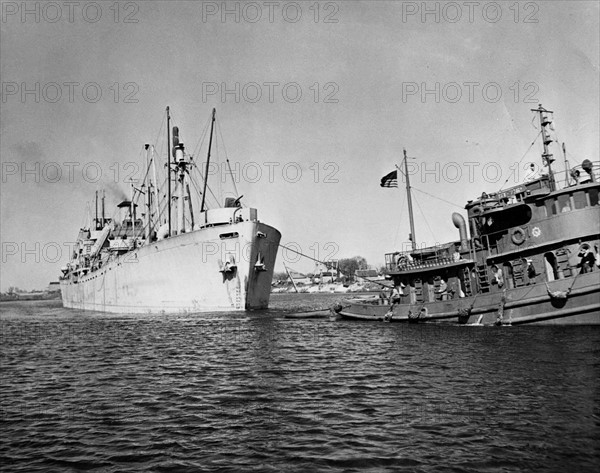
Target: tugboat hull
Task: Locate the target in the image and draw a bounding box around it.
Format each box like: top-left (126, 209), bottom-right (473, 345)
top-left (339, 272), bottom-right (600, 325)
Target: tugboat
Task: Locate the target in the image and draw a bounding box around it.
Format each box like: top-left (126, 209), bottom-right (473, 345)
top-left (337, 105), bottom-right (599, 325)
top-left (59, 108), bottom-right (281, 314)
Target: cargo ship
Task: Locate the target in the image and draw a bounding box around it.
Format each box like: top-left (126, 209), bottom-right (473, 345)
top-left (60, 108), bottom-right (281, 314)
top-left (338, 104), bottom-right (599, 325)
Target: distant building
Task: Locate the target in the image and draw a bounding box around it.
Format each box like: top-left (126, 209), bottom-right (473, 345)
top-left (314, 270), bottom-right (336, 284)
top-left (288, 271), bottom-right (312, 285)
top-left (355, 269), bottom-right (384, 282)
top-left (47, 282), bottom-right (61, 293)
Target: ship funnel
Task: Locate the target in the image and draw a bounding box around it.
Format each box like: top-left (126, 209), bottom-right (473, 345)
top-left (452, 212), bottom-right (468, 248)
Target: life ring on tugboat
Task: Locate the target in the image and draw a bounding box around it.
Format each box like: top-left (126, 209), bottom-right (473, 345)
top-left (511, 227), bottom-right (526, 245)
top-left (471, 205), bottom-right (484, 217)
top-left (396, 254), bottom-right (408, 265)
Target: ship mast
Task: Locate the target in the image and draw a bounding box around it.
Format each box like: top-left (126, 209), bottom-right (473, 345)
top-left (172, 126), bottom-right (191, 235)
top-left (403, 148), bottom-right (417, 251)
top-left (186, 183), bottom-right (194, 229)
top-left (532, 104), bottom-right (556, 191)
top-left (201, 108), bottom-right (216, 213)
top-left (130, 180), bottom-right (135, 244)
top-left (167, 106), bottom-right (172, 237)
top-left (151, 145), bottom-right (161, 224)
top-left (95, 190), bottom-right (99, 230)
top-left (144, 144), bottom-right (152, 239)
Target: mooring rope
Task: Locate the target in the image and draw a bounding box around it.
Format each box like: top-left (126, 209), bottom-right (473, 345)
top-left (278, 243), bottom-right (390, 288)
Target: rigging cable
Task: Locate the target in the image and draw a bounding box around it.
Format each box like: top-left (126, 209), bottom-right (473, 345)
top-left (187, 172), bottom-right (204, 211)
top-left (127, 109), bottom-right (169, 238)
top-left (191, 113), bottom-right (212, 160)
top-left (187, 170), bottom-right (203, 217)
top-left (411, 187), bottom-right (464, 209)
top-left (190, 110), bottom-right (221, 209)
top-left (412, 193), bottom-right (437, 243)
top-left (392, 188), bottom-right (406, 248)
top-left (153, 110), bottom-right (167, 156)
top-left (217, 120), bottom-right (241, 200)
top-left (278, 243), bottom-right (390, 288)
top-left (188, 111), bottom-right (212, 207)
top-left (189, 167), bottom-right (220, 210)
top-left (213, 123), bottom-right (222, 204)
top-left (498, 130), bottom-right (542, 191)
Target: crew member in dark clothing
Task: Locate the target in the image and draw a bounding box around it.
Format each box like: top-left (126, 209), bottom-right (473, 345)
top-left (577, 248), bottom-right (596, 273)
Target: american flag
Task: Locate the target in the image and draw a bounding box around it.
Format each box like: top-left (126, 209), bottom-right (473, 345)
top-left (380, 170), bottom-right (398, 188)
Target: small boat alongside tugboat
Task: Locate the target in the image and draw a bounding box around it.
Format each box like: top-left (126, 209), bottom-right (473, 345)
top-left (337, 105), bottom-right (600, 325)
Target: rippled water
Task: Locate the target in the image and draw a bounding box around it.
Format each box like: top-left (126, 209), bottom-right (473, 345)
top-left (1, 295), bottom-right (599, 472)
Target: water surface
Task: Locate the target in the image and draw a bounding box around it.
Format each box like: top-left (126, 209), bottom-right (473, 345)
top-left (1, 296), bottom-right (599, 472)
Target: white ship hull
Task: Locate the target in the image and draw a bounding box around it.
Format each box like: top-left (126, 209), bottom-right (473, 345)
top-left (60, 220), bottom-right (280, 314)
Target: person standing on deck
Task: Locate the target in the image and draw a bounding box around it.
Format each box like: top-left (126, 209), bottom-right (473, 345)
top-left (525, 163), bottom-right (542, 181)
top-left (491, 265), bottom-right (504, 288)
top-left (436, 278), bottom-right (449, 300)
top-left (390, 285), bottom-right (402, 305)
top-left (577, 248), bottom-right (596, 274)
top-left (526, 259), bottom-right (537, 284)
top-left (570, 169), bottom-right (581, 185)
top-left (453, 246), bottom-right (461, 262)
top-left (379, 287), bottom-right (390, 305)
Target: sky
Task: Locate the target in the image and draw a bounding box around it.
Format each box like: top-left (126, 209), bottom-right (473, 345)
top-left (1, 0), bottom-right (599, 290)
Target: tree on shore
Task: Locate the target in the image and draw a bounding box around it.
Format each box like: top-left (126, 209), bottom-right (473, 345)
top-left (338, 256), bottom-right (368, 280)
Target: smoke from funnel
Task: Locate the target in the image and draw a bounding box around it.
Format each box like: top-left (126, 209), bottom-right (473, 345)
top-left (104, 181), bottom-right (127, 201)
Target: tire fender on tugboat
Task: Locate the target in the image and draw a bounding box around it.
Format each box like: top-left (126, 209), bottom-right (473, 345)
top-left (408, 306), bottom-right (427, 323)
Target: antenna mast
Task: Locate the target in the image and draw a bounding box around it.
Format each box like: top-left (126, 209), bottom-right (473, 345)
top-left (532, 104), bottom-right (556, 191)
top-left (562, 142), bottom-right (571, 187)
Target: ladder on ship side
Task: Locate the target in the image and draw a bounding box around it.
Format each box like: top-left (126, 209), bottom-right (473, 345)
top-left (555, 249), bottom-right (573, 278)
top-left (462, 267), bottom-right (473, 296)
top-left (511, 259), bottom-right (526, 287)
top-left (235, 283), bottom-right (242, 309)
top-left (476, 264), bottom-right (490, 293)
top-left (414, 278), bottom-right (424, 303)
